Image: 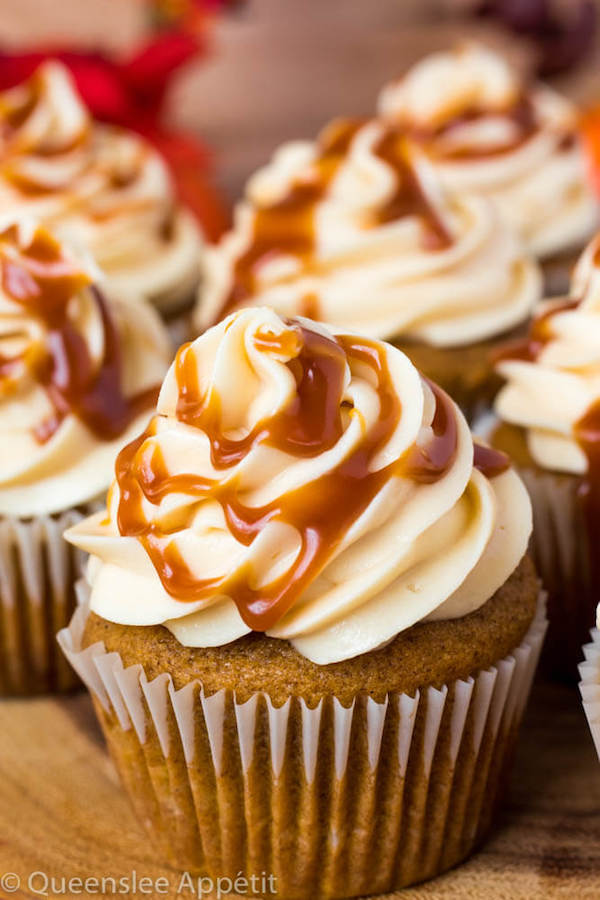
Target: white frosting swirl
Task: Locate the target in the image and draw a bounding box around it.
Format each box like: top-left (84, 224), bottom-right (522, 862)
top-left (496, 233), bottom-right (600, 475)
top-left (0, 62), bottom-right (202, 313)
top-left (67, 307), bottom-right (531, 664)
top-left (198, 119), bottom-right (540, 345)
top-left (378, 44), bottom-right (598, 258)
top-left (0, 220), bottom-right (172, 517)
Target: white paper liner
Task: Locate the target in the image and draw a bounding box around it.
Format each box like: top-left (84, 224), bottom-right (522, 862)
top-left (579, 628), bottom-right (600, 760)
top-left (58, 589), bottom-right (546, 894)
top-left (0, 508), bottom-right (89, 694)
top-left (476, 413), bottom-right (593, 680)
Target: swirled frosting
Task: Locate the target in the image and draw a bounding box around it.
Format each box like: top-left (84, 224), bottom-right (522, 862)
top-left (0, 220), bottom-right (172, 517)
top-left (495, 233), bottom-right (600, 475)
top-left (0, 62), bottom-right (202, 313)
top-left (197, 116), bottom-right (540, 345)
top-left (67, 307), bottom-right (532, 664)
top-left (378, 44), bottom-right (598, 258)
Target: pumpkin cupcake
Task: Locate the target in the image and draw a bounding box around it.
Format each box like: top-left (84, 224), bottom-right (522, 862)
top-left (493, 232), bottom-right (600, 679)
top-left (0, 219), bottom-right (171, 695)
top-left (0, 61), bottom-right (203, 317)
top-left (61, 307), bottom-right (545, 896)
top-left (196, 117), bottom-right (541, 419)
top-left (378, 43), bottom-right (599, 293)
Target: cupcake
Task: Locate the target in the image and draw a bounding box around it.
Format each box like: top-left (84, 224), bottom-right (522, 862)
top-left (196, 118), bottom-right (541, 418)
top-left (0, 219), bottom-right (171, 694)
top-left (493, 232), bottom-right (600, 680)
top-left (0, 61), bottom-right (203, 317)
top-left (378, 43), bottom-right (599, 293)
top-left (61, 307), bottom-right (545, 896)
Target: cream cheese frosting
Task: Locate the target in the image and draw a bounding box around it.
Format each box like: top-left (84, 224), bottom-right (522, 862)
top-left (495, 233), bottom-right (600, 475)
top-left (0, 220), bottom-right (172, 517)
top-left (377, 44), bottom-right (598, 259)
top-left (197, 117), bottom-right (541, 345)
top-left (67, 307), bottom-right (532, 664)
top-left (0, 62), bottom-right (203, 313)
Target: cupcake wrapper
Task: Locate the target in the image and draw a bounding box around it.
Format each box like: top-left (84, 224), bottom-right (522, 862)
top-left (58, 592), bottom-right (546, 898)
top-left (579, 629), bottom-right (600, 760)
top-left (0, 509), bottom-right (88, 695)
top-left (519, 466), bottom-right (593, 680)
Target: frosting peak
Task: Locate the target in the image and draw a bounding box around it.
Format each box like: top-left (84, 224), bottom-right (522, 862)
top-left (0, 62), bottom-right (202, 312)
top-left (198, 118), bottom-right (540, 344)
top-left (378, 44), bottom-right (521, 130)
top-left (68, 308), bottom-right (531, 663)
top-left (377, 44), bottom-right (598, 258)
top-left (0, 220), bottom-right (172, 517)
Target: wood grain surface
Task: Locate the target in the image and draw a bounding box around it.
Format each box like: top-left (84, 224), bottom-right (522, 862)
top-left (0, 4), bottom-right (599, 899)
top-left (0, 681), bottom-right (598, 899)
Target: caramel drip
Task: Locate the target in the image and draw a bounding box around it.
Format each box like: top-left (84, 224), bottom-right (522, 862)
top-left (217, 118), bottom-right (364, 322)
top-left (0, 69), bottom-right (89, 162)
top-left (115, 326), bottom-right (459, 630)
top-left (215, 117), bottom-right (457, 324)
top-left (495, 297), bottom-right (580, 364)
top-left (473, 442), bottom-right (510, 479)
top-left (371, 131), bottom-right (452, 249)
top-left (0, 225), bottom-right (158, 442)
top-left (413, 94), bottom-right (540, 161)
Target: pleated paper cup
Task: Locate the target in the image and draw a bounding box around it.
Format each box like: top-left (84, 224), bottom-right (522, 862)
top-left (475, 413), bottom-right (594, 682)
top-left (579, 629), bottom-right (600, 760)
top-left (517, 466), bottom-right (594, 681)
top-left (58, 592), bottom-right (546, 899)
top-left (0, 509), bottom-right (88, 696)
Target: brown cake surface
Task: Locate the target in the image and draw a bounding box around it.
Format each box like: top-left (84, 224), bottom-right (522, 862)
top-left (83, 555), bottom-right (538, 705)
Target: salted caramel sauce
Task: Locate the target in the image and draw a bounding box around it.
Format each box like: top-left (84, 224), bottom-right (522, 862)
top-left (0, 70), bottom-right (90, 190)
top-left (0, 225), bottom-right (158, 443)
top-left (217, 118), bottom-right (364, 322)
top-left (215, 118), bottom-right (458, 325)
top-left (116, 323), bottom-right (463, 630)
top-left (473, 442), bottom-right (509, 479)
top-left (495, 297), bottom-right (580, 364)
top-left (409, 94), bottom-right (540, 161)
top-left (371, 131), bottom-right (452, 249)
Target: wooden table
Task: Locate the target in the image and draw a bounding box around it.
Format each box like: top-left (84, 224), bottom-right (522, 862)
top-left (0, 4), bottom-right (600, 898)
top-left (0, 680), bottom-right (598, 899)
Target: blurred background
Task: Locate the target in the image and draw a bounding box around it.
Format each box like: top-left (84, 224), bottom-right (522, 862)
top-left (0, 0), bottom-right (598, 202)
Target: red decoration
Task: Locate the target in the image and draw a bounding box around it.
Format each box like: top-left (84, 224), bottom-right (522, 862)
top-left (0, 4), bottom-right (233, 240)
top-left (580, 107), bottom-right (600, 198)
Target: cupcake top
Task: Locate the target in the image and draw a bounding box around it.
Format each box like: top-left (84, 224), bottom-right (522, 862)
top-left (0, 62), bottom-right (202, 313)
top-left (197, 117), bottom-right (540, 345)
top-left (495, 233), bottom-right (600, 477)
top-left (378, 43), bottom-right (598, 258)
top-left (0, 219), bottom-right (172, 517)
top-left (68, 307), bottom-right (532, 664)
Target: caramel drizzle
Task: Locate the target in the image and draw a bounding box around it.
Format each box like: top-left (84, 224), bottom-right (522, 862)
top-left (0, 224), bottom-right (158, 443)
top-left (215, 118), bottom-right (454, 324)
top-left (495, 297), bottom-right (581, 364)
top-left (410, 94), bottom-right (540, 161)
top-left (473, 442), bottom-right (509, 479)
top-left (0, 68), bottom-right (89, 163)
top-left (115, 323), bottom-right (464, 631)
top-left (371, 131), bottom-right (452, 249)
top-left (0, 69), bottom-right (160, 217)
